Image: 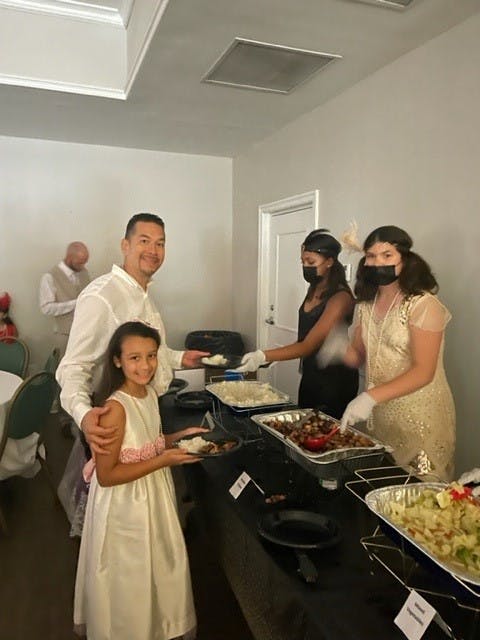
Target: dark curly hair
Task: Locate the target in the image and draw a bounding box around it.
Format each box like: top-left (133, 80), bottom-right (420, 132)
top-left (355, 225), bottom-right (438, 302)
top-left (95, 321), bottom-right (161, 406)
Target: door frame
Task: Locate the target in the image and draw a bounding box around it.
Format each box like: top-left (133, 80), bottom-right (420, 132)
top-left (257, 190), bottom-right (320, 346)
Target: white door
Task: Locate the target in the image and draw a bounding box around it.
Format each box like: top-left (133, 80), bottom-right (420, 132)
top-left (257, 191), bottom-right (319, 401)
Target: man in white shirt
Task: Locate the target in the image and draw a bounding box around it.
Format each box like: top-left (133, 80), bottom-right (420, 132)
top-left (56, 213), bottom-right (208, 454)
top-left (39, 242), bottom-right (90, 356)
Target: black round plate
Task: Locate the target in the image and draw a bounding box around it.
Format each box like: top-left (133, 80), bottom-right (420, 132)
top-left (258, 510), bottom-right (341, 550)
top-left (175, 430), bottom-right (243, 458)
top-left (162, 378), bottom-right (188, 397)
top-left (174, 391), bottom-right (213, 410)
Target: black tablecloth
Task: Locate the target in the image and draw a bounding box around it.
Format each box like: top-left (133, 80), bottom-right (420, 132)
top-left (160, 397), bottom-right (479, 640)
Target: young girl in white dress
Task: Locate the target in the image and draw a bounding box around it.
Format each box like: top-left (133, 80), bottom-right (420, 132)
top-left (74, 321), bottom-right (206, 640)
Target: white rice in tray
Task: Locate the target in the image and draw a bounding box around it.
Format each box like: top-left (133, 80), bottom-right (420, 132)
top-left (208, 381), bottom-right (286, 407)
top-left (176, 436), bottom-right (210, 453)
top-left (201, 354), bottom-right (228, 366)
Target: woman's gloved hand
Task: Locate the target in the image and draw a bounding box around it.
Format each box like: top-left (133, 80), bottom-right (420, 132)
top-left (339, 392), bottom-right (377, 432)
top-left (234, 350), bottom-right (267, 373)
top-left (316, 323), bottom-right (350, 368)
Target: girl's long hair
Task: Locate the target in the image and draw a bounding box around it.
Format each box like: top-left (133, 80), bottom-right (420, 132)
top-left (355, 225), bottom-right (438, 302)
top-left (306, 259), bottom-right (352, 302)
top-left (94, 321), bottom-right (161, 406)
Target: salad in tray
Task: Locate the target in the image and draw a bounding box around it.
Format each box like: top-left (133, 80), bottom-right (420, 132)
top-left (387, 483), bottom-right (480, 577)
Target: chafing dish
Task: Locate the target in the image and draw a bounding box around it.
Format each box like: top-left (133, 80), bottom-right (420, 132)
top-left (251, 409), bottom-right (391, 486)
top-left (365, 483), bottom-right (480, 589)
top-left (205, 380), bottom-right (290, 411)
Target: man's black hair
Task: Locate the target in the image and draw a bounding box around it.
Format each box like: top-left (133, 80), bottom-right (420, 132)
top-left (125, 213), bottom-right (165, 239)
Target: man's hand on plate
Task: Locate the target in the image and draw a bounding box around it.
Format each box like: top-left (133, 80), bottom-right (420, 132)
top-left (182, 350), bottom-right (210, 368)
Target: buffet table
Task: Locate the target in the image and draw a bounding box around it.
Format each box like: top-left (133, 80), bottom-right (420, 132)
top-left (160, 396), bottom-right (479, 640)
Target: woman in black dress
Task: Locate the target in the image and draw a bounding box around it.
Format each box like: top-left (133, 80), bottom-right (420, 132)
top-left (237, 230), bottom-right (358, 419)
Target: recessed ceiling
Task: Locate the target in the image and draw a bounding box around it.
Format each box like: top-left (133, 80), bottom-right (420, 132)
top-left (0, 0), bottom-right (478, 157)
top-left (0, 0), bottom-right (168, 98)
top-left (0, 0), bottom-right (133, 25)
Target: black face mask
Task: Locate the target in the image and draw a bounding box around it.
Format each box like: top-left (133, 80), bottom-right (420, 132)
top-left (303, 266), bottom-right (324, 284)
top-left (363, 265), bottom-right (399, 286)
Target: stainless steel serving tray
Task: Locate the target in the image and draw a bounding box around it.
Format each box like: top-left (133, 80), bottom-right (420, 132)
top-left (365, 483), bottom-right (480, 587)
top-left (251, 408), bottom-right (389, 464)
top-left (205, 380), bottom-right (290, 410)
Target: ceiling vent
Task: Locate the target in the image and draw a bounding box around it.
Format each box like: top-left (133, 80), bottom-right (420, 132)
top-left (349, 0), bottom-right (415, 9)
top-left (202, 38), bottom-right (341, 94)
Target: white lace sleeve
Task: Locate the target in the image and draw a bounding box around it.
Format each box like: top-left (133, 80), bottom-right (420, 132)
top-left (409, 294), bottom-right (451, 332)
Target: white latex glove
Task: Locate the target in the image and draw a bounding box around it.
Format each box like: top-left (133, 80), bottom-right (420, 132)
top-left (457, 468), bottom-right (480, 486)
top-left (340, 392), bottom-right (377, 432)
top-left (234, 350), bottom-right (267, 373)
top-left (316, 323), bottom-right (350, 368)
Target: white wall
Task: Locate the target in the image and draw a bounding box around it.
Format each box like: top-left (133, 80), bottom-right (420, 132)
top-left (0, 136), bottom-right (232, 372)
top-left (232, 13), bottom-right (480, 474)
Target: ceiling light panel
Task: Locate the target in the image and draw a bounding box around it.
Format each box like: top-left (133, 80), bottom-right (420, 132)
top-left (203, 38), bottom-right (342, 94)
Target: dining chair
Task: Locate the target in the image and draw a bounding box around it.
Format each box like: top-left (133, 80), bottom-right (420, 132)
top-left (0, 337), bottom-right (30, 378)
top-left (44, 347), bottom-right (62, 416)
top-left (0, 371), bottom-right (57, 534)
top-left (44, 347), bottom-right (60, 375)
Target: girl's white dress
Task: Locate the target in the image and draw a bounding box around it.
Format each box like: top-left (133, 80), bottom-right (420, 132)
top-left (74, 386), bottom-right (196, 640)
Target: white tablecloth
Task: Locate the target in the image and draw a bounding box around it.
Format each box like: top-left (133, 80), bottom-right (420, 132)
top-left (0, 371), bottom-right (42, 481)
top-left (0, 371), bottom-right (22, 405)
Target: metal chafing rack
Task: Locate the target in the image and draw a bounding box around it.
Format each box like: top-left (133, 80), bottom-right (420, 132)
top-left (251, 408), bottom-right (392, 488)
top-left (204, 374), bottom-right (295, 444)
top-left (206, 378), bottom-right (291, 413)
top-left (346, 467), bottom-right (480, 639)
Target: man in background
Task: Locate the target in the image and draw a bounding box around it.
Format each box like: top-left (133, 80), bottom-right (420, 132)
top-left (39, 241), bottom-right (90, 357)
top-left (40, 242), bottom-right (90, 423)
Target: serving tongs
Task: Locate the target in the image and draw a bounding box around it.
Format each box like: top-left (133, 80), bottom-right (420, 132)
top-left (292, 410), bottom-right (316, 429)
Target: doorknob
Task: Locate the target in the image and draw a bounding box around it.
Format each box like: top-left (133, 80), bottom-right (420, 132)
top-left (265, 316), bottom-right (275, 325)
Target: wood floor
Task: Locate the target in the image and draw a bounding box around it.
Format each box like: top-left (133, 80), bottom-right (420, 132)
top-left (0, 417), bottom-right (254, 640)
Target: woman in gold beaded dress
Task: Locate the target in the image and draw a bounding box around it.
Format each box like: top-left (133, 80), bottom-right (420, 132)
top-left (339, 226), bottom-right (455, 481)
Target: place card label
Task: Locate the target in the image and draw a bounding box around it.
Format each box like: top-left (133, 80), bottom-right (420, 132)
top-left (229, 471), bottom-right (251, 499)
top-left (394, 590), bottom-right (435, 640)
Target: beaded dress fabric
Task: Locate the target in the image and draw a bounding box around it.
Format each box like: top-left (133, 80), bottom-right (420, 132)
top-left (358, 293), bottom-right (455, 481)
